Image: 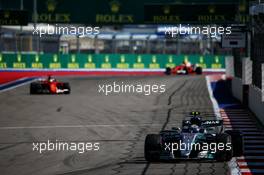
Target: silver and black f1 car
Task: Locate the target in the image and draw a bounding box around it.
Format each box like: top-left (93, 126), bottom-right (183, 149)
top-left (145, 112), bottom-right (243, 162)
top-left (30, 76), bottom-right (70, 94)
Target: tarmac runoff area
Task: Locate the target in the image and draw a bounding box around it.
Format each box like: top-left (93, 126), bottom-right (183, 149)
top-left (0, 75), bottom-right (231, 175)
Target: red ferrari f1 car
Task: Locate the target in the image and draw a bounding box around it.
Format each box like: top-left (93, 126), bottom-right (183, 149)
top-left (30, 76), bottom-right (70, 94)
top-left (165, 61), bottom-right (202, 75)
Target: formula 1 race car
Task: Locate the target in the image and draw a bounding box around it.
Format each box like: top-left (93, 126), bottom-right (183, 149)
top-left (144, 112), bottom-right (243, 162)
top-left (165, 61), bottom-right (202, 75)
top-left (30, 76), bottom-right (71, 94)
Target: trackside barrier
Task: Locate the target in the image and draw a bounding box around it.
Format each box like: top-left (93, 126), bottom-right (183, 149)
top-left (230, 56), bottom-right (243, 103)
top-left (244, 3), bottom-right (264, 125)
top-left (232, 61), bottom-right (264, 125)
top-left (242, 57), bottom-right (252, 85)
top-left (249, 84), bottom-right (264, 125)
top-left (0, 53), bottom-right (226, 69)
top-left (225, 56), bottom-right (234, 77)
top-left (262, 64), bottom-right (264, 102)
top-left (242, 57), bottom-right (252, 106)
top-left (231, 57), bottom-right (253, 105)
top-left (232, 77), bottom-right (243, 102)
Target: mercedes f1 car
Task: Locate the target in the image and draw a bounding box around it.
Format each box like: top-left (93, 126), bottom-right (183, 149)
top-left (165, 61), bottom-right (202, 75)
top-left (30, 76), bottom-right (71, 94)
top-left (145, 112), bottom-right (243, 162)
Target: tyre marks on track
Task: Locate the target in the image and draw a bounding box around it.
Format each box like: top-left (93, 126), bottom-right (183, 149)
top-left (99, 78), bottom-right (188, 175)
top-left (162, 80), bottom-right (187, 131)
top-left (141, 80), bottom-right (187, 175)
top-left (112, 127), bottom-right (149, 175)
top-left (168, 77), bottom-right (229, 175)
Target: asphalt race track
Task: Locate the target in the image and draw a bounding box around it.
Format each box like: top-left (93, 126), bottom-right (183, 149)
top-left (0, 76), bottom-right (230, 175)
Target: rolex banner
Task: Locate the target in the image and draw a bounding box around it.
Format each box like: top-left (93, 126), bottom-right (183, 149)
top-left (0, 53), bottom-right (225, 69)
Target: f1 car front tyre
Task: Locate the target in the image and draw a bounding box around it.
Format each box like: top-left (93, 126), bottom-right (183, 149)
top-left (30, 83), bottom-right (41, 94)
top-left (63, 83), bottom-right (71, 94)
top-left (195, 67), bottom-right (203, 75)
top-left (225, 130), bottom-right (244, 157)
top-left (144, 134), bottom-right (161, 162)
top-left (216, 133), bottom-right (233, 162)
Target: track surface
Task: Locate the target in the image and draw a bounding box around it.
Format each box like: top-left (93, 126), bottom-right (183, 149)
top-left (0, 76), bottom-right (230, 175)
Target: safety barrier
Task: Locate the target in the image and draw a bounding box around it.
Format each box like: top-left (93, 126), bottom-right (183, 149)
top-left (231, 57), bottom-right (264, 125)
top-left (0, 53), bottom-right (225, 69)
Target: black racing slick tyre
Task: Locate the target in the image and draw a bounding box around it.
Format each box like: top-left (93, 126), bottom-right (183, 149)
top-left (216, 133), bottom-right (233, 162)
top-left (165, 67), bottom-right (171, 75)
top-left (30, 82), bottom-right (40, 94)
top-left (225, 130), bottom-right (244, 157)
top-left (184, 67), bottom-right (189, 75)
top-left (63, 83), bottom-right (71, 94)
top-left (144, 134), bottom-right (161, 162)
top-left (195, 67), bottom-right (203, 75)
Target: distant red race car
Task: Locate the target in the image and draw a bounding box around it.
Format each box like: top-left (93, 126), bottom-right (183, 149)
top-left (165, 62), bottom-right (202, 75)
top-left (30, 76), bottom-right (70, 94)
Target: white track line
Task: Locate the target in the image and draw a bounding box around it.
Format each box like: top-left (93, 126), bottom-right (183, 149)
top-left (205, 76), bottom-right (221, 119)
top-left (0, 77), bottom-right (37, 93)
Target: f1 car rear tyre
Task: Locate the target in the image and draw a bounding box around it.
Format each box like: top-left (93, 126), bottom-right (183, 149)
top-left (195, 67), bottom-right (202, 75)
top-left (165, 67), bottom-right (171, 75)
top-left (216, 133), bottom-right (233, 162)
top-left (144, 134), bottom-right (161, 162)
top-left (225, 130), bottom-right (244, 157)
top-left (63, 83), bottom-right (71, 94)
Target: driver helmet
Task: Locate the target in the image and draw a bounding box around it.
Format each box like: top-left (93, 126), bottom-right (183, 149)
top-left (190, 116), bottom-right (202, 126)
top-left (186, 62), bottom-right (191, 67)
